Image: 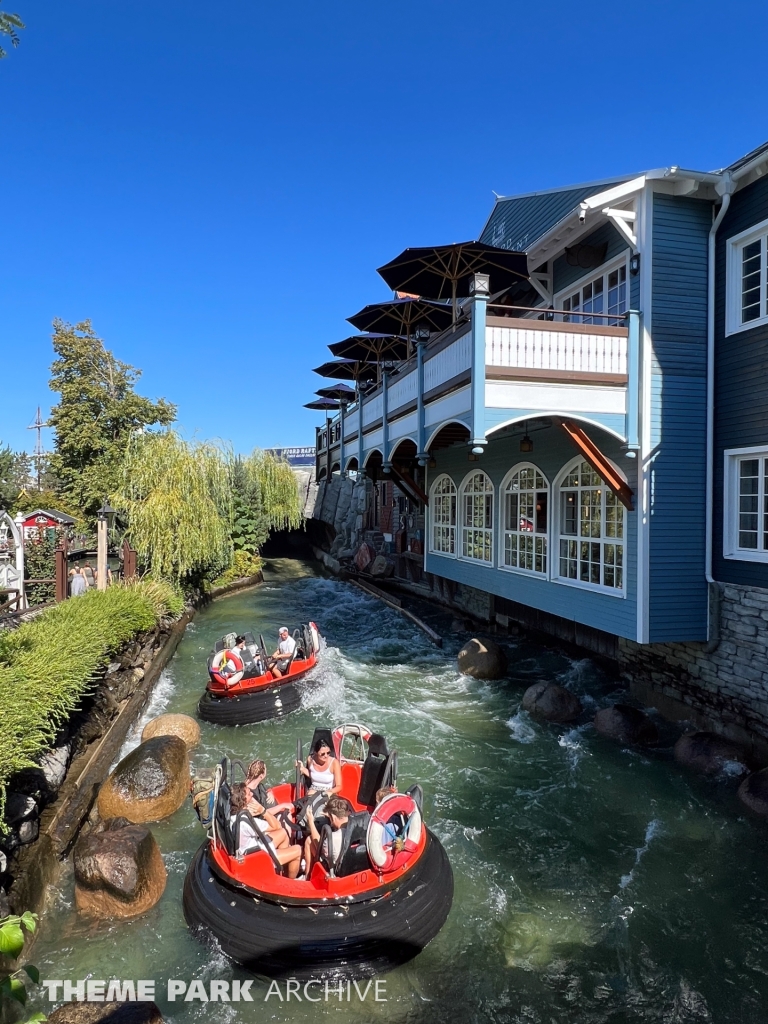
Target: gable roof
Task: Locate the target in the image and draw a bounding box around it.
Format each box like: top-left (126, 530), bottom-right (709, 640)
top-left (479, 176), bottom-right (634, 254)
top-left (22, 508), bottom-right (76, 525)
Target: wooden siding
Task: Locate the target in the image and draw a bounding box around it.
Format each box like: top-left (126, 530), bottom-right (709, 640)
top-left (425, 424), bottom-right (638, 640)
top-left (552, 222), bottom-right (629, 295)
top-left (649, 193), bottom-right (711, 641)
top-left (713, 173), bottom-right (768, 588)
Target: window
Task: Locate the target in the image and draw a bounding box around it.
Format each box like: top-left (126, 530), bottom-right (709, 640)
top-left (557, 460), bottom-right (625, 591)
top-left (724, 446), bottom-right (768, 561)
top-left (430, 475), bottom-right (457, 555)
top-left (501, 465), bottom-right (548, 575)
top-left (460, 471), bottom-right (494, 563)
top-left (726, 219), bottom-right (768, 335)
top-left (557, 257), bottom-right (628, 326)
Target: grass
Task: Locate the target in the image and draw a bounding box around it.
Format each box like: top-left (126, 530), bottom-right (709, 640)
top-left (0, 580), bottom-right (183, 826)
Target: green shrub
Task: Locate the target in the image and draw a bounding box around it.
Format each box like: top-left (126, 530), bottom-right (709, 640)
top-left (212, 550), bottom-right (263, 586)
top-left (0, 581), bottom-right (179, 825)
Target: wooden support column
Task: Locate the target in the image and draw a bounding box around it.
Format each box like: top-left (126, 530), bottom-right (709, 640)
top-left (561, 420), bottom-right (634, 510)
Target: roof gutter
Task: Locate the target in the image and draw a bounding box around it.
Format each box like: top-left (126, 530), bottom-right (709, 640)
top-left (705, 171), bottom-right (735, 645)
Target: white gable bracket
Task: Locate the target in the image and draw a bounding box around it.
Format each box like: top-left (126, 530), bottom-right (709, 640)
top-left (602, 206), bottom-right (637, 248)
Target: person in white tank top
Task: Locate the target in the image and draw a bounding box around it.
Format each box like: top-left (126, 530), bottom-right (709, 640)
top-left (296, 740), bottom-right (342, 795)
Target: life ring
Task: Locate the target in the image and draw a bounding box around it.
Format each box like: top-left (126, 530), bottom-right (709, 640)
top-left (332, 723), bottom-right (372, 762)
top-left (367, 793), bottom-right (422, 873)
top-left (210, 649), bottom-right (244, 687)
top-left (309, 621), bottom-right (320, 655)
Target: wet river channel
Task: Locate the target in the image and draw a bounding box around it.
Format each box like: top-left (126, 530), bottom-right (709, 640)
top-left (32, 559), bottom-right (768, 1023)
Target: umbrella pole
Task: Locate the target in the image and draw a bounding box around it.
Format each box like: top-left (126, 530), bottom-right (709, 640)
top-left (452, 278), bottom-right (457, 326)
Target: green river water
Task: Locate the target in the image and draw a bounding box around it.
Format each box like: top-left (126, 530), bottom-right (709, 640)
top-left (31, 560), bottom-right (768, 1023)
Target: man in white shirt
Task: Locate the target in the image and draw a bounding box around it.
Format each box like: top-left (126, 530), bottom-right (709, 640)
top-left (270, 626), bottom-right (296, 678)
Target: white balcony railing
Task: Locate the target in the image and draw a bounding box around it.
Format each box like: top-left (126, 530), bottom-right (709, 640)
top-left (387, 367), bottom-right (418, 411)
top-left (423, 330), bottom-right (472, 393)
top-left (486, 318), bottom-right (628, 378)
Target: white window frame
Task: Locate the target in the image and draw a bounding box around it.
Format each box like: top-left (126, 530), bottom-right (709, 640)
top-left (553, 456), bottom-right (626, 597)
top-left (553, 252), bottom-right (629, 325)
top-left (725, 217), bottom-right (768, 336)
top-left (723, 444), bottom-right (768, 562)
top-left (499, 462), bottom-right (549, 577)
top-left (429, 474), bottom-right (457, 557)
top-left (459, 469), bottom-right (494, 565)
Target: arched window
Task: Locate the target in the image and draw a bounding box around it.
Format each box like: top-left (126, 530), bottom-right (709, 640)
top-left (460, 471), bottom-right (494, 563)
top-left (430, 475), bottom-right (457, 555)
top-left (501, 464), bottom-right (548, 575)
top-left (558, 459), bottom-right (625, 591)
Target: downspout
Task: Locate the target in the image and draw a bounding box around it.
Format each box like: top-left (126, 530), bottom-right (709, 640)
top-left (705, 171), bottom-right (734, 649)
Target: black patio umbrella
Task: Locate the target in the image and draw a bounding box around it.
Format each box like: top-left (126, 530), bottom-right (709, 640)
top-left (328, 333), bottom-right (409, 363)
top-left (347, 298), bottom-right (453, 342)
top-left (376, 241), bottom-right (529, 319)
top-left (316, 383), bottom-right (357, 402)
top-left (313, 358), bottom-right (378, 383)
top-left (304, 398), bottom-right (340, 411)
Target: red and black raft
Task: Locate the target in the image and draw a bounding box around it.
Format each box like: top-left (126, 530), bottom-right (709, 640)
top-left (197, 623), bottom-right (321, 726)
top-left (182, 724), bottom-right (454, 978)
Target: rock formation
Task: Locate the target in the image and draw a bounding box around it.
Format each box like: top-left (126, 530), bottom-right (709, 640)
top-left (673, 731), bottom-right (748, 775)
top-left (593, 704), bottom-right (658, 745)
top-left (97, 736), bottom-right (189, 823)
top-left (74, 817), bottom-right (167, 919)
top-left (457, 638), bottom-right (507, 680)
top-left (141, 713), bottom-right (200, 750)
top-left (522, 682), bottom-right (583, 723)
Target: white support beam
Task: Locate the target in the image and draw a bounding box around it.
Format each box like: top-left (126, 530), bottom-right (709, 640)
top-left (529, 274), bottom-right (553, 305)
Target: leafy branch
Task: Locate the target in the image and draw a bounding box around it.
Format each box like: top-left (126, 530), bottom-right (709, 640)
top-left (0, 4), bottom-right (24, 59)
top-left (0, 912), bottom-right (45, 1022)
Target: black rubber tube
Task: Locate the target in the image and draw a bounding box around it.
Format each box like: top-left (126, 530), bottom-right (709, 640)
top-left (182, 828), bottom-right (454, 979)
top-left (197, 681), bottom-right (302, 726)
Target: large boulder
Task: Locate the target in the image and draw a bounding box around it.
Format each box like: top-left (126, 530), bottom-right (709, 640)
top-left (522, 682), bottom-right (583, 723)
top-left (738, 768), bottom-right (768, 816)
top-left (369, 555), bottom-right (394, 578)
top-left (594, 704), bottom-right (658, 746)
top-left (457, 638), bottom-right (507, 680)
top-left (97, 736), bottom-right (189, 823)
top-left (673, 731), bottom-right (748, 775)
top-left (74, 817), bottom-right (167, 919)
top-left (48, 1001), bottom-right (164, 1023)
top-left (141, 713), bottom-right (200, 750)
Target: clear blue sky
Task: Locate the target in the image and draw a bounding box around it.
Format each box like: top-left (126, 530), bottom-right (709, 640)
top-left (2, 0), bottom-right (766, 454)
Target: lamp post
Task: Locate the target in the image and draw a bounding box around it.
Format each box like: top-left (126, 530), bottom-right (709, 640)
top-left (96, 499), bottom-right (116, 591)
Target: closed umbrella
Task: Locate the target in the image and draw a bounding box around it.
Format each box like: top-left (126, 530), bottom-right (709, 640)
top-left (376, 241), bottom-right (528, 320)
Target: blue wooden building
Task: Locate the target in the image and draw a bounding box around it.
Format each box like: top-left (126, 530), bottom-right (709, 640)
top-left (315, 144), bottom-right (768, 649)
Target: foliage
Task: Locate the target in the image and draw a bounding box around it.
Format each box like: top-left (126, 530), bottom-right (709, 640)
top-left (47, 319), bottom-right (175, 520)
top-left (0, 582), bottom-right (178, 824)
top-left (0, 912), bottom-right (44, 1022)
top-left (9, 490), bottom-right (85, 536)
top-left (113, 431), bottom-right (232, 583)
top-left (212, 550), bottom-right (263, 586)
top-left (242, 449), bottom-right (303, 535)
top-left (0, 447), bottom-right (31, 509)
top-left (0, 3), bottom-right (23, 60)
top-left (115, 575), bottom-right (185, 618)
top-left (230, 457), bottom-right (270, 555)
top-left (22, 533), bottom-right (56, 606)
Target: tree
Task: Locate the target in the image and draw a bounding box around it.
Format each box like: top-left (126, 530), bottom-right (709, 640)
top-left (48, 319), bottom-right (176, 519)
top-left (114, 431), bottom-right (232, 583)
top-left (0, 3), bottom-right (24, 59)
top-left (0, 445), bottom-right (31, 508)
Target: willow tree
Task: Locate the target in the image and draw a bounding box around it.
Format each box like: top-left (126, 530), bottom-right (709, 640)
top-left (114, 431), bottom-right (232, 582)
top-left (242, 449), bottom-right (303, 535)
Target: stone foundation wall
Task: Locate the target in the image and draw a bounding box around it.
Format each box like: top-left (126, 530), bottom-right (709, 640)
top-left (618, 583), bottom-right (768, 760)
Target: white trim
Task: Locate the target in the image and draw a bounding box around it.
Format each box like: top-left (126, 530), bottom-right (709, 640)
top-left (723, 444), bottom-right (768, 562)
top-left (551, 456), bottom-right (627, 598)
top-left (458, 468), bottom-right (494, 565)
top-left (725, 216), bottom-right (768, 336)
top-left (636, 184), bottom-right (653, 641)
top-left (498, 462), bottom-right (549, 578)
top-left (428, 473), bottom-right (458, 558)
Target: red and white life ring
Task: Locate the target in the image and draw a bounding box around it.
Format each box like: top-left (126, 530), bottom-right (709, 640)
top-left (309, 621), bottom-right (321, 655)
top-left (332, 723), bottom-right (372, 762)
top-left (210, 649), bottom-right (244, 687)
top-left (366, 793), bottom-right (422, 873)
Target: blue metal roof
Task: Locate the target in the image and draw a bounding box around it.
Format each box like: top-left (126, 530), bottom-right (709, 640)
top-left (479, 178), bottom-right (631, 254)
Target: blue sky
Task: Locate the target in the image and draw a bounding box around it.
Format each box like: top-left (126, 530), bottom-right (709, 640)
top-left (2, 0), bottom-right (767, 454)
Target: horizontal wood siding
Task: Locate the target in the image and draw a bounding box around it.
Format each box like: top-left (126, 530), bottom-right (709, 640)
top-left (425, 424), bottom-right (638, 639)
top-left (649, 193), bottom-right (710, 641)
top-left (713, 173), bottom-right (768, 588)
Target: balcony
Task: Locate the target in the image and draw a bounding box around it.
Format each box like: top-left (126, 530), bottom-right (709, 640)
top-left (316, 304), bottom-right (638, 472)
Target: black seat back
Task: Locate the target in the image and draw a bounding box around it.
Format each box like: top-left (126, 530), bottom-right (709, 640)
top-left (215, 777), bottom-right (235, 855)
top-left (356, 733), bottom-right (389, 806)
top-left (309, 727), bottom-right (334, 756)
top-left (334, 811), bottom-right (371, 877)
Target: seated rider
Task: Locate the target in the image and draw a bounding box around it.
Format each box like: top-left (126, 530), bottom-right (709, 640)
top-left (375, 785), bottom-right (406, 844)
top-left (296, 738), bottom-right (342, 796)
top-left (246, 759), bottom-right (292, 816)
top-left (233, 635), bottom-right (259, 677)
top-left (269, 626), bottom-right (296, 679)
top-left (229, 783), bottom-right (300, 878)
top-left (303, 795), bottom-right (353, 879)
